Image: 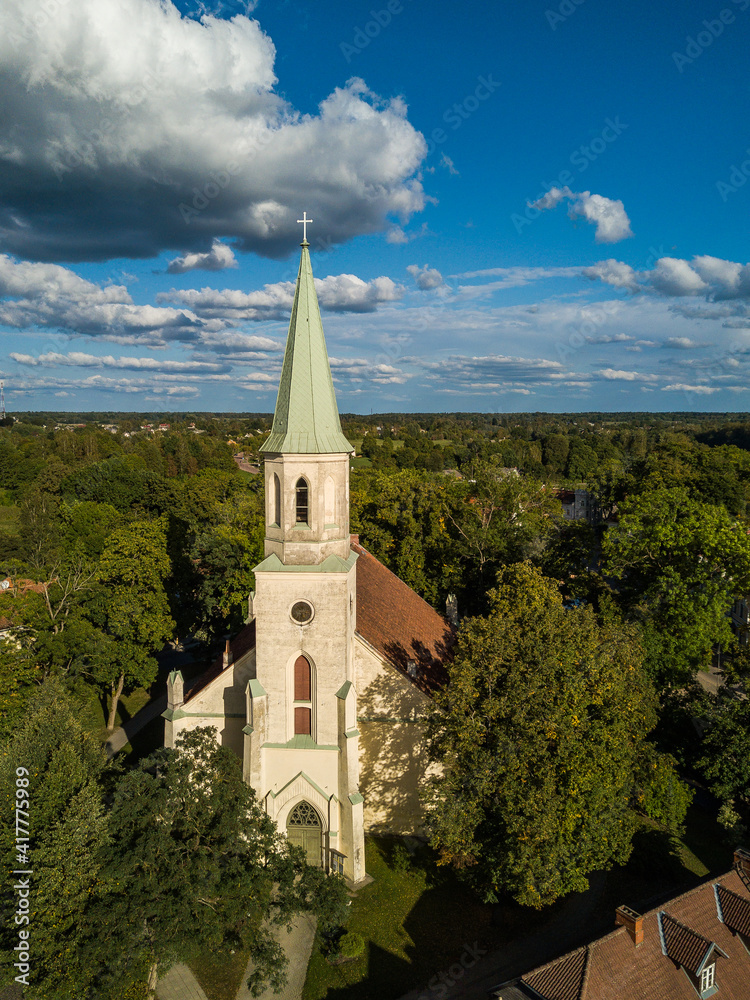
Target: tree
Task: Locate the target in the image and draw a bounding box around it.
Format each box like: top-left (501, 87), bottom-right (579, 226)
top-left (603, 487), bottom-right (750, 685)
top-left (97, 518), bottom-right (174, 729)
top-left (443, 466), bottom-right (561, 613)
top-left (423, 563), bottom-right (682, 908)
top-left (0, 682), bottom-right (112, 999)
top-left (87, 728), bottom-right (348, 998)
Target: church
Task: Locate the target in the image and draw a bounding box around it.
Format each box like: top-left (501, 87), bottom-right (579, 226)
top-left (163, 222), bottom-right (453, 883)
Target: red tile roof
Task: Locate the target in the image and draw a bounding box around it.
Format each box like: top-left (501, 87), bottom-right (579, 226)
top-left (184, 619), bottom-right (256, 702)
top-left (524, 946), bottom-right (588, 1000)
top-left (494, 864), bottom-right (750, 1000)
top-left (183, 541), bottom-right (453, 706)
top-left (717, 883), bottom-right (750, 937)
top-left (659, 912), bottom-right (715, 974)
top-left (351, 539), bottom-right (453, 694)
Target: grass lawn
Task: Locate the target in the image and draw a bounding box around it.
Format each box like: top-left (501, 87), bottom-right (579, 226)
top-left (303, 837), bottom-right (504, 1000)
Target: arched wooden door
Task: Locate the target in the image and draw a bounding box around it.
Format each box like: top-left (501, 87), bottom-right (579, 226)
top-left (286, 801), bottom-right (322, 867)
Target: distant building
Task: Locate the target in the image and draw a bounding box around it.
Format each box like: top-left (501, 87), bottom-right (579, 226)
top-left (556, 488), bottom-right (603, 526)
top-left (492, 848), bottom-right (750, 1000)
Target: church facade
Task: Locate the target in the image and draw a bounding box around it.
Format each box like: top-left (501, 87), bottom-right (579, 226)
top-left (163, 232), bottom-right (451, 883)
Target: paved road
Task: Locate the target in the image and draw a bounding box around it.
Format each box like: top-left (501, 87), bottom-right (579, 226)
top-left (156, 964), bottom-right (209, 1000)
top-left (237, 914), bottom-right (317, 1000)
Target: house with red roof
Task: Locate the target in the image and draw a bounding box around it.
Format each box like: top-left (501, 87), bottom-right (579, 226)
top-left (492, 848), bottom-right (750, 1000)
top-left (163, 231), bottom-right (454, 883)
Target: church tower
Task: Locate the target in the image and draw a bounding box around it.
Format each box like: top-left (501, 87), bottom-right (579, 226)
top-left (244, 222), bottom-right (365, 882)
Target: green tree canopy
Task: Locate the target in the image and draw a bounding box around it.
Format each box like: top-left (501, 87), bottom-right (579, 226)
top-left (424, 563), bottom-right (684, 908)
top-left (603, 486), bottom-right (750, 685)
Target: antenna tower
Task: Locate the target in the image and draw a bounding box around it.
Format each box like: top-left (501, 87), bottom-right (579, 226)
top-left (0, 382), bottom-right (4, 419)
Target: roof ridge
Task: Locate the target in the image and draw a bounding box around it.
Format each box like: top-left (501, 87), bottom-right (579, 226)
top-left (522, 942), bottom-right (588, 981)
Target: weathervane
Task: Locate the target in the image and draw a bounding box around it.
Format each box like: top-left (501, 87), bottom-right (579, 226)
top-left (297, 211), bottom-right (313, 242)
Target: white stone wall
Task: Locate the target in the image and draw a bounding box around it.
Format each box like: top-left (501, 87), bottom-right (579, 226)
top-left (263, 452), bottom-right (350, 564)
top-left (354, 637), bottom-right (434, 834)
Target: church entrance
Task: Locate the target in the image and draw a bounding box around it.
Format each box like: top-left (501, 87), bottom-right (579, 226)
top-left (286, 801), bottom-right (323, 867)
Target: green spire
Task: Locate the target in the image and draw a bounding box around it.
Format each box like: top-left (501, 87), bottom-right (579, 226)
top-left (261, 241), bottom-right (353, 455)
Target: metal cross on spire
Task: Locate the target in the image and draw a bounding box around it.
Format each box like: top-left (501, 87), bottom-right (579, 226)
top-left (297, 211), bottom-right (313, 242)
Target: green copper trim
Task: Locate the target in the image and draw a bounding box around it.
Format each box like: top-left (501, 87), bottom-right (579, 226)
top-left (263, 737), bottom-right (339, 751)
top-left (261, 243), bottom-right (354, 455)
top-left (242, 724), bottom-right (254, 735)
top-left (162, 710), bottom-right (245, 721)
top-left (253, 550), bottom-right (358, 574)
top-left (269, 770), bottom-right (334, 802)
top-left (344, 729), bottom-right (360, 739)
top-left (348, 792), bottom-right (364, 806)
top-left (247, 678), bottom-right (268, 699)
top-left (335, 680), bottom-right (354, 700)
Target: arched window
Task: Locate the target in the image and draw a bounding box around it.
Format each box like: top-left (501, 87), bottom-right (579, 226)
top-left (324, 476), bottom-right (335, 525)
top-left (293, 654), bottom-right (312, 735)
top-left (270, 472), bottom-right (281, 526)
top-left (295, 478), bottom-right (309, 525)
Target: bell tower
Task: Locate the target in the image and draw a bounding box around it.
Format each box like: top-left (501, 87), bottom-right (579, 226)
top-left (244, 220), bottom-right (365, 882)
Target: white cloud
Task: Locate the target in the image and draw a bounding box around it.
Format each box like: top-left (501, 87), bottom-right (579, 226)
top-left (0, 254), bottom-right (206, 345)
top-left (9, 351), bottom-right (226, 372)
top-left (167, 241), bottom-right (238, 274)
top-left (0, 1), bottom-right (427, 261)
top-left (662, 383), bottom-right (720, 395)
top-left (650, 258), bottom-right (708, 297)
top-left (440, 154), bottom-right (458, 175)
top-left (162, 272), bottom-right (403, 318)
top-left (581, 259), bottom-right (639, 291)
top-left (407, 264), bottom-right (444, 290)
top-left (595, 368), bottom-right (658, 381)
top-left (530, 187), bottom-right (633, 243)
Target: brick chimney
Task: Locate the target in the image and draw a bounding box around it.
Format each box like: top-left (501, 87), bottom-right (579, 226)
top-left (223, 639), bottom-right (233, 668)
top-left (734, 846), bottom-right (750, 876)
top-left (616, 905), bottom-right (644, 947)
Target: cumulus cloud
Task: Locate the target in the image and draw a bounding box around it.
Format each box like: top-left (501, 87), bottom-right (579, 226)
top-left (161, 272), bottom-right (403, 318)
top-left (167, 241), bottom-right (238, 273)
top-left (581, 259), bottom-right (639, 291)
top-left (584, 255), bottom-right (750, 316)
top-left (407, 264), bottom-right (444, 290)
top-left (0, 254), bottom-right (208, 345)
top-left (0, 0), bottom-right (427, 262)
top-left (530, 187), bottom-right (633, 243)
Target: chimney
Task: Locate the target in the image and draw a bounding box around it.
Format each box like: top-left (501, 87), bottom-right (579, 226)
top-left (734, 846), bottom-right (750, 876)
top-left (223, 639), bottom-right (233, 668)
top-left (616, 905), bottom-right (644, 947)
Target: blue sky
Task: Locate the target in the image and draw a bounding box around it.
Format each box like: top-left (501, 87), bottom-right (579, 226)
top-left (1, 0), bottom-right (750, 413)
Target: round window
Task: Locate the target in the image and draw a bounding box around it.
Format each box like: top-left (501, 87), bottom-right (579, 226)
top-left (291, 600), bottom-right (314, 625)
